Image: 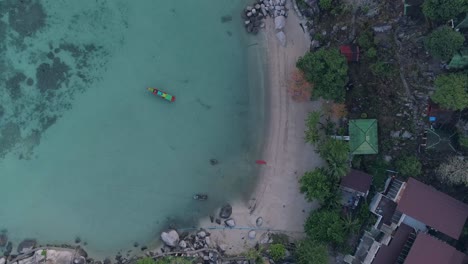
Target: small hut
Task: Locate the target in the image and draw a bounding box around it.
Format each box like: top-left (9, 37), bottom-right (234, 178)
top-left (349, 119), bottom-right (379, 155)
top-left (339, 45), bottom-right (360, 63)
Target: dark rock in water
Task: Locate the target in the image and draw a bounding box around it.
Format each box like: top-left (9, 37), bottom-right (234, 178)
top-left (95, 261), bottom-right (102, 264)
top-left (7, 1), bottom-right (46, 37)
top-left (83, 241), bottom-right (88, 246)
top-left (27, 78), bottom-right (34, 86)
top-left (219, 204), bottom-right (232, 218)
top-left (4, 242), bottom-right (12, 256)
top-left (36, 58), bottom-right (70, 92)
top-left (140, 246), bottom-right (147, 251)
top-left (6, 72), bottom-right (26, 100)
top-left (210, 215), bottom-right (214, 223)
top-left (73, 256), bottom-right (86, 264)
top-left (133, 242), bottom-right (139, 248)
top-left (76, 247), bottom-right (88, 258)
top-left (17, 239), bottom-right (36, 253)
top-left (75, 236), bottom-right (81, 244)
top-left (209, 159), bottom-right (218, 165)
top-left (215, 218), bottom-right (221, 225)
top-left (104, 258), bottom-right (112, 264)
top-left (256, 217), bottom-right (263, 227)
top-left (221, 15), bottom-right (232, 23)
top-left (0, 233), bottom-right (7, 247)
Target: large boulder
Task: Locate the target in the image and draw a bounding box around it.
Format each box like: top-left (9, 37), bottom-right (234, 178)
top-left (17, 239), bottom-right (36, 253)
top-left (225, 219), bottom-right (236, 227)
top-left (274, 16), bottom-right (286, 30)
top-left (219, 204), bottom-right (232, 218)
top-left (161, 230), bottom-right (179, 247)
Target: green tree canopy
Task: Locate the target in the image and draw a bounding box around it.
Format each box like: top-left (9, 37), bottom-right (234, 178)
top-left (300, 168), bottom-right (334, 203)
top-left (305, 111), bottom-right (322, 144)
top-left (296, 48), bottom-right (348, 102)
top-left (395, 155), bottom-right (422, 177)
top-left (317, 138), bottom-right (350, 178)
top-left (305, 208), bottom-right (346, 245)
top-left (425, 27), bottom-right (465, 61)
top-left (431, 73), bottom-right (468, 111)
top-left (295, 239), bottom-right (328, 264)
top-left (422, 0), bottom-right (468, 21)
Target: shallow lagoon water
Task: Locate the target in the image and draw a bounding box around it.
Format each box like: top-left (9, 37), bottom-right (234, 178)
top-left (0, 0), bottom-right (264, 257)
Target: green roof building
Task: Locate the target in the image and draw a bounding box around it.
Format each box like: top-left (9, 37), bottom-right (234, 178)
top-left (349, 119), bottom-right (378, 155)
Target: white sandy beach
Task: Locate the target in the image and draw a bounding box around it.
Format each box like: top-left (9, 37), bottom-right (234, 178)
top-left (198, 5), bottom-right (324, 254)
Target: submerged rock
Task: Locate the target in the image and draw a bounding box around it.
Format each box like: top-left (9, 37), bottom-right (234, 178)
top-left (219, 204), bottom-right (232, 218)
top-left (0, 233), bottom-right (7, 247)
top-left (17, 239), bottom-right (36, 253)
top-left (161, 230), bottom-right (179, 247)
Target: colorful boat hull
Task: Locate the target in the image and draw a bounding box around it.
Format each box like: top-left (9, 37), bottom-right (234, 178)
top-left (147, 88), bottom-right (176, 102)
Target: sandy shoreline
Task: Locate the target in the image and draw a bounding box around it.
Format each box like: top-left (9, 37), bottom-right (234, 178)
top-left (197, 4), bottom-right (324, 254)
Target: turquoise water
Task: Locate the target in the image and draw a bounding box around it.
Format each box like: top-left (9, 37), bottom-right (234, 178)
top-left (0, 0), bottom-right (264, 258)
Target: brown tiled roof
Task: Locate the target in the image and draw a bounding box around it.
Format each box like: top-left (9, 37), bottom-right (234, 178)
top-left (405, 233), bottom-right (466, 264)
top-left (396, 178), bottom-right (468, 239)
top-left (340, 169), bottom-right (372, 194)
top-left (372, 224), bottom-right (414, 264)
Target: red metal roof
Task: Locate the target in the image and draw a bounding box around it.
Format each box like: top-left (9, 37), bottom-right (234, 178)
top-left (372, 224), bottom-right (414, 264)
top-left (339, 45), bottom-right (360, 62)
top-left (340, 169), bottom-right (372, 194)
top-left (396, 178), bottom-right (468, 239)
top-left (405, 233), bottom-right (466, 264)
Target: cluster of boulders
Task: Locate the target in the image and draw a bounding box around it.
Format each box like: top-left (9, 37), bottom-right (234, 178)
top-left (156, 229), bottom-right (221, 264)
top-left (243, 0), bottom-right (288, 35)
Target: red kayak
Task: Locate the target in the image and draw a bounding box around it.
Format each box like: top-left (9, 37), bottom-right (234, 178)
top-left (256, 160), bottom-right (267, 165)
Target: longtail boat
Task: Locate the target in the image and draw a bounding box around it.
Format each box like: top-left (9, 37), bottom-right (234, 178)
top-left (147, 88), bottom-right (176, 102)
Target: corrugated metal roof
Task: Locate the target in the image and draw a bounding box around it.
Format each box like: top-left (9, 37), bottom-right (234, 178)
top-left (397, 178), bottom-right (468, 240)
top-left (340, 169), bottom-right (372, 194)
top-left (405, 233), bottom-right (466, 264)
top-left (349, 119), bottom-right (378, 155)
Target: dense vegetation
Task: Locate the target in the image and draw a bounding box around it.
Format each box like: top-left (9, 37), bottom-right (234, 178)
top-left (296, 48), bottom-right (348, 102)
top-left (425, 26), bottom-right (465, 61)
top-left (431, 73), bottom-right (468, 111)
top-left (422, 0), bottom-right (468, 21)
top-left (395, 155), bottom-right (422, 178)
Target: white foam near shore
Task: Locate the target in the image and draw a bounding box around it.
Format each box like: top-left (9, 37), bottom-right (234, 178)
top-left (196, 4), bottom-right (324, 254)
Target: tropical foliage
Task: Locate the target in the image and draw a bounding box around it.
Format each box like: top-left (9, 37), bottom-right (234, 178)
top-left (300, 168), bottom-right (334, 203)
top-left (269, 244), bottom-right (286, 261)
top-left (395, 155), bottom-right (422, 177)
top-left (431, 73), bottom-right (468, 111)
top-left (304, 208), bottom-right (347, 245)
top-left (317, 138), bottom-right (350, 178)
top-left (295, 239), bottom-right (328, 264)
top-left (305, 111), bottom-right (322, 144)
top-left (422, 0), bottom-right (468, 21)
top-left (425, 27), bottom-right (465, 61)
top-left (296, 48), bottom-right (348, 102)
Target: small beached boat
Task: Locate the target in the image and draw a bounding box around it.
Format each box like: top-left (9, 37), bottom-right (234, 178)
top-left (193, 194), bottom-right (208, 201)
top-left (147, 88), bottom-right (176, 102)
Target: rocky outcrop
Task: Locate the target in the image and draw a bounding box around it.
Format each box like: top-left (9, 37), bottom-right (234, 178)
top-left (160, 230), bottom-right (179, 247)
top-left (17, 239), bottom-right (36, 254)
top-left (219, 204), bottom-right (232, 219)
top-left (243, 0), bottom-right (288, 34)
top-left (224, 219), bottom-right (236, 227)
